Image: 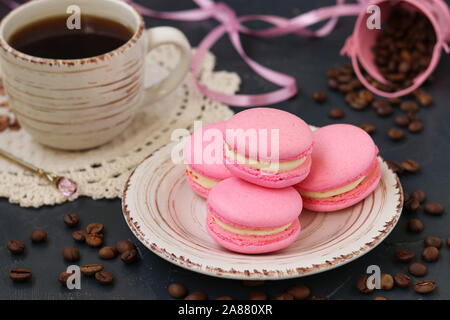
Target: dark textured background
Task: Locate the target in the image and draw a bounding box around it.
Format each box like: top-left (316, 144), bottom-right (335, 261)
top-left (0, 0), bottom-right (449, 300)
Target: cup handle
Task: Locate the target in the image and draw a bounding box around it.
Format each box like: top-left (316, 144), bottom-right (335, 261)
top-left (142, 26), bottom-right (191, 105)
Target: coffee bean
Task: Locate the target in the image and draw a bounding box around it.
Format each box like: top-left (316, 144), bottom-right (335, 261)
top-left (242, 280), bottom-right (264, 287)
top-left (386, 160), bottom-right (404, 174)
top-left (116, 240), bottom-right (136, 254)
top-left (408, 218), bottom-right (424, 233)
top-left (413, 280), bottom-right (435, 294)
top-left (285, 285), bottom-right (310, 300)
top-left (401, 159), bottom-right (420, 173)
top-left (388, 128), bottom-right (404, 141)
top-left (62, 246), bottom-right (80, 262)
top-left (30, 230), bottom-right (47, 243)
top-left (424, 202), bottom-right (444, 215)
top-left (120, 248), bottom-right (138, 264)
top-left (360, 123), bottom-right (375, 134)
top-left (273, 293), bottom-right (294, 300)
top-left (372, 99), bottom-right (391, 110)
top-left (421, 246), bottom-right (439, 262)
top-left (311, 296), bottom-right (329, 300)
top-left (95, 270), bottom-right (114, 285)
top-left (168, 283), bottom-right (187, 299)
top-left (424, 236), bottom-right (442, 249)
top-left (86, 234), bottom-right (103, 248)
top-left (216, 296), bottom-right (232, 300)
top-left (403, 191), bottom-right (410, 203)
top-left (7, 239), bottom-right (25, 255)
top-left (313, 91), bottom-right (327, 103)
top-left (58, 271), bottom-right (72, 285)
top-left (394, 115), bottom-right (410, 127)
top-left (394, 273), bottom-right (411, 288)
top-left (328, 108), bottom-right (344, 119)
top-left (400, 101), bottom-right (419, 113)
top-left (337, 74), bottom-right (352, 83)
top-left (376, 104), bottom-right (394, 117)
top-left (327, 78), bottom-right (339, 90)
top-left (413, 88), bottom-right (433, 107)
top-left (447, 236), bottom-right (450, 247)
top-left (64, 213), bottom-right (79, 227)
top-left (395, 249), bottom-right (415, 263)
top-left (9, 268), bottom-right (32, 282)
top-left (80, 264), bottom-right (104, 276)
top-left (411, 190), bottom-right (426, 203)
top-left (373, 297), bottom-right (387, 300)
top-left (380, 274), bottom-right (394, 290)
top-left (388, 97), bottom-right (402, 105)
top-left (327, 68), bottom-right (339, 78)
top-left (408, 262), bottom-right (428, 277)
top-left (72, 230), bottom-right (87, 243)
top-left (185, 292), bottom-right (207, 300)
top-left (249, 290), bottom-right (267, 300)
top-left (405, 198), bottom-right (420, 213)
top-left (98, 246), bottom-right (117, 260)
top-left (86, 222), bottom-right (104, 234)
top-left (357, 275), bottom-right (374, 294)
top-left (408, 121), bottom-right (423, 133)
top-left (346, 92), bottom-right (367, 110)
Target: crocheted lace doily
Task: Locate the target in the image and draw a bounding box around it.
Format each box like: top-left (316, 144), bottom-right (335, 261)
top-left (0, 45), bottom-right (239, 207)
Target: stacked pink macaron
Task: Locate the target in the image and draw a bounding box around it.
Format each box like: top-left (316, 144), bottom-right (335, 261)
top-left (184, 109), bottom-right (381, 254)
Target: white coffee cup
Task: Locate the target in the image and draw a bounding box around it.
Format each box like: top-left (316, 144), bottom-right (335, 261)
top-left (0, 0), bottom-right (191, 150)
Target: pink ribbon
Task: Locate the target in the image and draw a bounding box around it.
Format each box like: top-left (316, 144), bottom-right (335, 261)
top-left (1, 0), bottom-right (366, 106)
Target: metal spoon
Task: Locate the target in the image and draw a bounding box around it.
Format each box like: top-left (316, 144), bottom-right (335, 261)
top-left (0, 149), bottom-right (77, 196)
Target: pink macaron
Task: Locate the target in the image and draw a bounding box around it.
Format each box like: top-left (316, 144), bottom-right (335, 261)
top-left (206, 177), bottom-right (302, 254)
top-left (224, 108), bottom-right (313, 188)
top-left (295, 124), bottom-right (381, 212)
top-left (185, 122), bottom-right (232, 198)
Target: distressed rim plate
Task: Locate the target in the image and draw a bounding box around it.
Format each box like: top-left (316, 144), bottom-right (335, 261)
top-left (122, 141), bottom-right (403, 280)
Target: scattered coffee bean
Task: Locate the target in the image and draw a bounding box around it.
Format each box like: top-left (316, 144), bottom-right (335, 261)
top-left (421, 246), bottom-right (439, 262)
top-left (408, 121), bottom-right (423, 133)
top-left (380, 274), bottom-right (394, 290)
top-left (424, 236), bottom-right (442, 249)
top-left (400, 101), bottom-right (419, 113)
top-left (313, 91), bottom-right (327, 103)
top-left (388, 97), bottom-right (402, 105)
top-left (328, 108), bottom-right (344, 119)
top-left (395, 249), bottom-right (415, 263)
top-left (408, 218), bottom-right (424, 233)
top-left (185, 292), bottom-right (207, 300)
top-left (413, 280), bottom-right (435, 294)
top-left (9, 268), bottom-right (32, 282)
top-left (311, 296), bottom-right (328, 300)
top-left (401, 159), bottom-right (420, 173)
top-left (95, 270), bottom-right (114, 285)
top-left (447, 236), bottom-right (450, 247)
top-left (86, 234), bottom-right (103, 248)
top-left (30, 230), bottom-right (47, 243)
top-left (394, 273), bottom-right (411, 288)
top-left (249, 290), bottom-right (267, 300)
top-left (86, 222), bottom-right (104, 234)
top-left (72, 230), bottom-right (87, 243)
top-left (411, 190), bottom-right (426, 203)
top-left (424, 202), bottom-right (444, 216)
top-left (374, 297), bottom-right (387, 300)
top-left (403, 191), bottom-right (410, 203)
top-left (360, 123), bottom-right (375, 134)
top-left (98, 246), bottom-right (117, 260)
top-left (121, 248), bottom-right (138, 264)
top-left (63, 213), bottom-right (79, 227)
top-left (376, 104), bottom-right (394, 117)
top-left (388, 128), bottom-right (404, 141)
top-left (62, 246), bottom-right (80, 262)
top-left (116, 240), bottom-right (136, 254)
top-left (405, 198), bottom-right (420, 213)
top-left (327, 78), bottom-right (339, 90)
top-left (80, 264), bottom-right (104, 276)
top-left (274, 293), bottom-right (294, 300)
top-left (242, 280), bottom-right (264, 287)
top-left (216, 296), bottom-right (232, 300)
top-left (285, 285), bottom-right (310, 300)
top-left (7, 239), bottom-right (25, 255)
top-left (386, 160), bottom-right (404, 174)
top-left (372, 99), bottom-right (390, 111)
top-left (408, 262), bottom-right (428, 277)
top-left (168, 283), bottom-right (187, 299)
top-left (357, 275), bottom-right (374, 294)
top-left (414, 88), bottom-right (433, 107)
top-left (394, 115), bottom-right (410, 127)
top-left (58, 271), bottom-right (72, 285)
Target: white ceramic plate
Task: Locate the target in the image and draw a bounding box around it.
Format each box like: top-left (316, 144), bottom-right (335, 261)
top-left (122, 142), bottom-right (403, 280)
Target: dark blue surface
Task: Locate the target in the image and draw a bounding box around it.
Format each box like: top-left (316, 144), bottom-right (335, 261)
top-left (0, 0), bottom-right (449, 300)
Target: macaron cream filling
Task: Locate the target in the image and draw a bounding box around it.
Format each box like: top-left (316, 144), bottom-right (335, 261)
top-left (224, 143), bottom-right (307, 173)
top-left (212, 214), bottom-right (292, 236)
top-left (299, 161), bottom-right (379, 199)
top-left (186, 165), bottom-right (219, 189)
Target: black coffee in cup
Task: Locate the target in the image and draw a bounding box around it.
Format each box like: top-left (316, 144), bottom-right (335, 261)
top-left (8, 15), bottom-right (133, 59)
